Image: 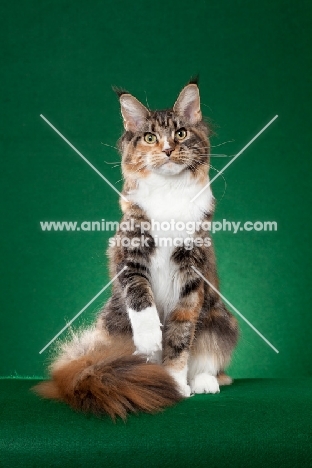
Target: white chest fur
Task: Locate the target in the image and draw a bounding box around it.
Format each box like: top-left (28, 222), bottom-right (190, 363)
top-left (128, 171), bottom-right (213, 319)
top-left (129, 172), bottom-right (212, 223)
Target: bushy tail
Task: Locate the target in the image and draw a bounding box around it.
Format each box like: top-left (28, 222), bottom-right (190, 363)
top-left (33, 335), bottom-right (182, 420)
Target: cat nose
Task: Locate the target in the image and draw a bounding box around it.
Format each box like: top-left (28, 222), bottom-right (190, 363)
top-left (163, 148), bottom-right (174, 157)
top-left (162, 138), bottom-right (175, 157)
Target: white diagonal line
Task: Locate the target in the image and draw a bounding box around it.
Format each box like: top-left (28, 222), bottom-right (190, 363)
top-left (40, 114), bottom-right (128, 202)
top-left (191, 115), bottom-right (278, 202)
top-left (191, 266), bottom-right (279, 353)
top-left (39, 266), bottom-right (127, 354)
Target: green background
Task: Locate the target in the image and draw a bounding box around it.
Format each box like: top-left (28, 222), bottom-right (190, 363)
top-left (1, 0), bottom-right (311, 379)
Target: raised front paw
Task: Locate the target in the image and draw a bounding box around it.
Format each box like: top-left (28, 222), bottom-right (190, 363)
top-left (128, 306), bottom-right (163, 360)
top-left (190, 373), bottom-right (220, 394)
top-left (133, 328), bottom-right (162, 358)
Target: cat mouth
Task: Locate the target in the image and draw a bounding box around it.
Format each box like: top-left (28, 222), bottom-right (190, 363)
top-left (160, 158), bottom-right (183, 167)
top-left (151, 160), bottom-right (186, 175)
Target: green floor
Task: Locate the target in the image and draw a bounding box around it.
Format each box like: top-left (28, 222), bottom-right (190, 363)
top-left (0, 378), bottom-right (311, 468)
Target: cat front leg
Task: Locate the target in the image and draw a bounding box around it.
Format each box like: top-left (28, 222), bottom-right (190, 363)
top-left (128, 306), bottom-right (162, 363)
top-left (163, 326), bottom-right (193, 397)
top-left (119, 261), bottom-right (162, 363)
top-left (188, 300), bottom-right (238, 394)
top-left (163, 286), bottom-right (204, 397)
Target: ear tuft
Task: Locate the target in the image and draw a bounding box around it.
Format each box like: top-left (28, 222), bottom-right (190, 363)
top-left (119, 94), bottom-right (150, 132)
top-left (112, 86), bottom-right (129, 98)
top-left (188, 74), bottom-right (199, 86)
top-left (173, 83), bottom-right (202, 124)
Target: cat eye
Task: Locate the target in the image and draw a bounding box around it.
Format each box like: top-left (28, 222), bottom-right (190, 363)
top-left (175, 128), bottom-right (187, 140)
top-left (144, 133), bottom-right (157, 144)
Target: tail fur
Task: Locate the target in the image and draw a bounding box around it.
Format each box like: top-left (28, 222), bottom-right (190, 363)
top-left (33, 334), bottom-right (182, 420)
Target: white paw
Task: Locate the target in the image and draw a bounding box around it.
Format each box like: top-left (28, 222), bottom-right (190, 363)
top-left (178, 383), bottom-right (192, 398)
top-left (190, 373), bottom-right (220, 394)
top-left (166, 367), bottom-right (191, 398)
top-left (128, 306), bottom-right (162, 359)
top-left (146, 349), bottom-right (162, 364)
top-left (133, 328), bottom-right (162, 358)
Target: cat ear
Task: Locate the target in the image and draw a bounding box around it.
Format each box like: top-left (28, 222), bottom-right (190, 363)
top-left (119, 94), bottom-right (150, 132)
top-left (173, 84), bottom-right (202, 124)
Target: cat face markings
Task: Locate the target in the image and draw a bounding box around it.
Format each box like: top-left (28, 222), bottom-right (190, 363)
top-left (139, 126), bottom-right (198, 176)
top-left (143, 134), bottom-right (186, 176)
top-left (118, 83), bottom-right (210, 181)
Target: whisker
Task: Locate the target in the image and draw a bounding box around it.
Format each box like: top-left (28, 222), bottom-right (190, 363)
top-left (144, 90), bottom-right (151, 110)
top-left (209, 164), bottom-right (227, 201)
top-left (122, 153), bottom-right (148, 166)
top-left (180, 152), bottom-right (234, 158)
top-left (187, 153), bottom-right (233, 157)
top-left (103, 160), bottom-right (121, 165)
top-left (180, 159), bottom-right (208, 167)
top-left (210, 155), bottom-right (234, 158)
top-left (181, 145), bottom-right (234, 157)
top-left (210, 139), bottom-right (235, 148)
top-left (201, 154), bottom-right (235, 158)
top-left (201, 102), bottom-right (213, 112)
top-left (101, 142), bottom-right (119, 150)
top-left (124, 160), bottom-right (150, 178)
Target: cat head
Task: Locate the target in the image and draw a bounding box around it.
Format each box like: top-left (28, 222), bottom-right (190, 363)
top-left (116, 80), bottom-right (211, 181)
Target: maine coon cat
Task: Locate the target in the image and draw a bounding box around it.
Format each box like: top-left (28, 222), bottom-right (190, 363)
top-left (34, 80), bottom-right (238, 419)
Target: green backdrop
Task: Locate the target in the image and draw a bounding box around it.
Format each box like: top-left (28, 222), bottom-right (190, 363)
top-left (1, 0), bottom-right (311, 379)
